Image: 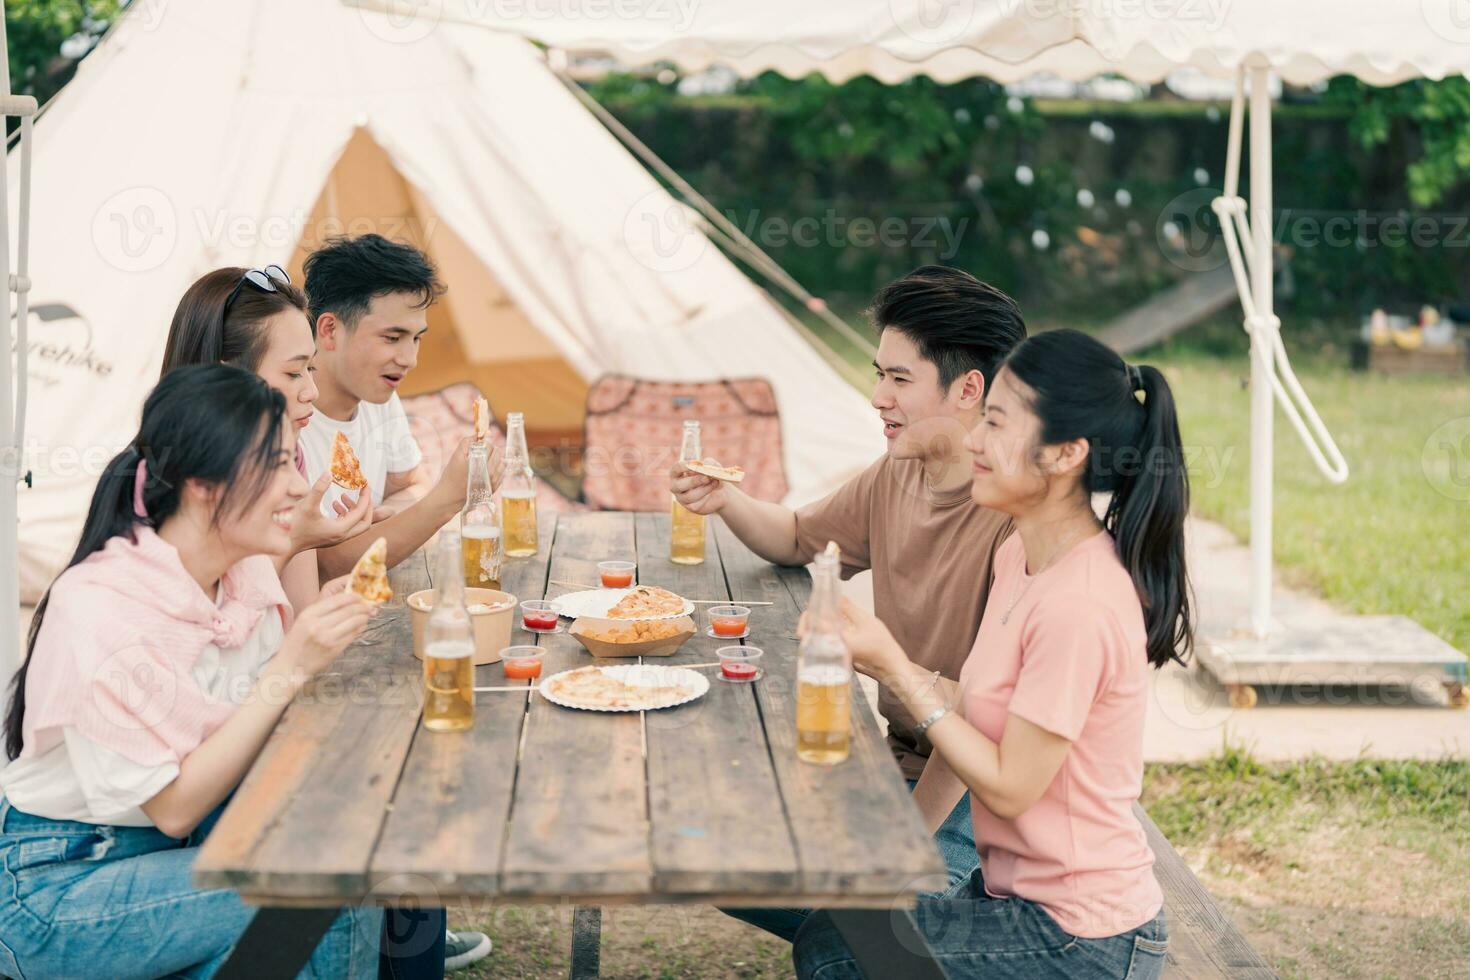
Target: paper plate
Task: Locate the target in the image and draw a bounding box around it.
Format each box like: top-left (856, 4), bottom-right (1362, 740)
top-left (537, 664), bottom-right (709, 713)
top-left (552, 588), bottom-right (695, 621)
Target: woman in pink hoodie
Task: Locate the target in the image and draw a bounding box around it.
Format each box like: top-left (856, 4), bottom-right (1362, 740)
top-left (0, 365), bottom-right (378, 979)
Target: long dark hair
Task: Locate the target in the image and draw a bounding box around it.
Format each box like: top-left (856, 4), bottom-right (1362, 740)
top-left (1002, 329), bottom-right (1192, 668)
top-left (159, 267), bottom-right (309, 376)
top-left (5, 365), bottom-right (287, 759)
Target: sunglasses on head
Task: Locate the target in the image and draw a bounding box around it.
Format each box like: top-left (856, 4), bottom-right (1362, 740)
top-left (222, 264), bottom-right (291, 315)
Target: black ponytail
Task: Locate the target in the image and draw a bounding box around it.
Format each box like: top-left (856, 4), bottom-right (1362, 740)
top-left (5, 365), bottom-right (287, 759)
top-left (1002, 329), bottom-right (1193, 668)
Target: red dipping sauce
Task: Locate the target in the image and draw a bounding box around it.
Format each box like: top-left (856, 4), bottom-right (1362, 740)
top-left (523, 611), bottom-right (559, 631)
top-left (711, 617), bottom-right (747, 637)
top-left (504, 658), bottom-right (543, 680)
top-left (721, 661), bottom-right (758, 680)
top-left (601, 572), bottom-right (634, 588)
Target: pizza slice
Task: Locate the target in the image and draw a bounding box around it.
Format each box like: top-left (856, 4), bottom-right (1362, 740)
top-left (330, 431), bottom-right (369, 491)
top-left (349, 537), bottom-right (393, 605)
top-left (472, 395), bottom-right (491, 443)
top-left (684, 458), bottom-right (745, 484)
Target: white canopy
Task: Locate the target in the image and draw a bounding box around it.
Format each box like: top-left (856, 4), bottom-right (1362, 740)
top-left (353, 0), bottom-right (1470, 640)
top-left (6, 0), bottom-right (885, 610)
top-left (359, 0), bottom-right (1470, 85)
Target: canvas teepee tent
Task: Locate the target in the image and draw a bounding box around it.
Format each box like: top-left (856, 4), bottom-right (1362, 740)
top-left (10, 0), bottom-right (884, 604)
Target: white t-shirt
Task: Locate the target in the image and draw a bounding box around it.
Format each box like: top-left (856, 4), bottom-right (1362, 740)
top-left (298, 392), bottom-right (423, 514)
top-left (0, 590), bottom-right (285, 827)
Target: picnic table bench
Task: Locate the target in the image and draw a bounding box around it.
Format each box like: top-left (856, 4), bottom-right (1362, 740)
top-left (194, 510), bottom-right (1275, 978)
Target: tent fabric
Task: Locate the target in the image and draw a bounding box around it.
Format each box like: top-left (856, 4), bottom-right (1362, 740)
top-left (11, 0), bottom-right (884, 602)
top-left (404, 0), bottom-right (1470, 85)
top-left (581, 376), bottom-right (789, 511)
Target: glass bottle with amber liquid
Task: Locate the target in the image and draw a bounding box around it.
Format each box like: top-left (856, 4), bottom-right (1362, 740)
top-left (670, 419), bottom-right (706, 565)
top-left (461, 441), bottom-right (503, 590)
top-left (500, 411), bottom-right (538, 558)
top-left (424, 528), bottom-right (475, 733)
top-left (796, 542), bottom-right (851, 764)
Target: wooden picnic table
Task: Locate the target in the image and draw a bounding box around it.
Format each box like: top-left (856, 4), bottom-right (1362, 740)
top-left (195, 510), bottom-right (947, 978)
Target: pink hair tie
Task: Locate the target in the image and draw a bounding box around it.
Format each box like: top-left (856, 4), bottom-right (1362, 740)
top-left (133, 457), bottom-right (149, 519)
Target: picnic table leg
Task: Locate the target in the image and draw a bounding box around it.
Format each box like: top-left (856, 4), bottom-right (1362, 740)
top-left (570, 906), bottom-right (601, 979)
top-left (215, 907), bottom-right (339, 980)
top-left (827, 909), bottom-right (951, 980)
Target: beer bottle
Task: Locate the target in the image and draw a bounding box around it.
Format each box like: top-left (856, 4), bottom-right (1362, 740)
top-left (500, 412), bottom-right (538, 558)
top-left (670, 419), bottom-right (706, 565)
top-left (424, 528), bottom-right (475, 733)
top-left (796, 542), bottom-right (851, 764)
top-left (461, 441), bottom-right (502, 590)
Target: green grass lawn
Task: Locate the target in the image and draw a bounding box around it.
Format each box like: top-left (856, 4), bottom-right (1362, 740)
top-left (1146, 343), bottom-right (1470, 655)
top-left (452, 751), bottom-right (1470, 979)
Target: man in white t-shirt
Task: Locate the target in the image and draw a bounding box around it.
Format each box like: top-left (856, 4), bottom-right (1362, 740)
top-left (302, 234), bottom-right (499, 585)
top-left (302, 234), bottom-right (497, 973)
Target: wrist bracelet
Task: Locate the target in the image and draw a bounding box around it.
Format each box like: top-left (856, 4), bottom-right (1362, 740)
top-left (912, 668), bottom-right (941, 700)
top-left (913, 706), bottom-right (949, 736)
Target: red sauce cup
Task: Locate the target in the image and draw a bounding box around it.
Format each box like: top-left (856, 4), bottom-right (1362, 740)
top-left (707, 605), bottom-right (750, 638)
top-left (502, 645), bottom-right (545, 680)
top-left (717, 645), bottom-right (763, 683)
top-left (520, 599), bottom-right (562, 633)
top-left (598, 560), bottom-right (636, 589)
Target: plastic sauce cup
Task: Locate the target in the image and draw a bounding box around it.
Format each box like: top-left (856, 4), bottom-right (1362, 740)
top-left (717, 645), bottom-right (763, 682)
top-left (598, 560), bottom-right (636, 589)
top-left (502, 645), bottom-right (545, 680)
top-left (708, 605), bottom-right (751, 637)
top-left (520, 599), bottom-right (561, 632)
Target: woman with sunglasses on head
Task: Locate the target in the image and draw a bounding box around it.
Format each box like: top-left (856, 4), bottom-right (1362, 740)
top-left (162, 265), bottom-right (376, 614)
top-left (162, 267), bottom-right (462, 977)
top-left (793, 329), bottom-right (1188, 979)
top-left (0, 365), bottom-right (379, 978)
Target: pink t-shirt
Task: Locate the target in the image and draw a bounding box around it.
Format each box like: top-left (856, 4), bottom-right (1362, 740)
top-left (959, 531), bottom-right (1162, 939)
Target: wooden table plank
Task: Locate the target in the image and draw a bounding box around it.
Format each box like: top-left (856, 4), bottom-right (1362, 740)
top-left (369, 519), bottom-right (558, 897)
top-left (500, 512), bottom-right (654, 897)
top-left (195, 552), bottom-right (431, 897)
top-left (713, 521), bottom-right (944, 899)
top-left (634, 513), bottom-right (802, 895)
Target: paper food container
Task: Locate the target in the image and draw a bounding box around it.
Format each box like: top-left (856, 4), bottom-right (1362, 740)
top-left (569, 615), bottom-right (697, 658)
top-left (408, 588), bottom-right (517, 666)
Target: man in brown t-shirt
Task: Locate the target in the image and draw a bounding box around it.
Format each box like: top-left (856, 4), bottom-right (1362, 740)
top-left (673, 266), bottom-right (1023, 921)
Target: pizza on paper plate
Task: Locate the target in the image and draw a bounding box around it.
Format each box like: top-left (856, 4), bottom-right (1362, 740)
top-left (606, 585), bottom-right (686, 619)
top-left (542, 666), bottom-right (695, 710)
top-left (472, 396), bottom-right (491, 443)
top-left (330, 431), bottom-right (369, 491)
top-left (349, 537), bottom-right (393, 605)
top-left (684, 458), bottom-right (745, 483)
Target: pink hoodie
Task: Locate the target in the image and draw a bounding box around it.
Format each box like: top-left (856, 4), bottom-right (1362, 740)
top-left (18, 527), bottom-right (293, 769)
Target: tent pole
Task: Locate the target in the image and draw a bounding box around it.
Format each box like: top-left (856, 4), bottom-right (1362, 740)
top-left (1248, 64), bottom-right (1274, 639)
top-left (0, 3), bottom-right (15, 679)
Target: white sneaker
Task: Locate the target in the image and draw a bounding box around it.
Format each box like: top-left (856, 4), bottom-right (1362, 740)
top-left (445, 928), bottom-right (493, 971)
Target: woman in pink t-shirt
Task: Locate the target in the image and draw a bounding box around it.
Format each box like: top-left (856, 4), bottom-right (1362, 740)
top-left (794, 329), bottom-right (1190, 979)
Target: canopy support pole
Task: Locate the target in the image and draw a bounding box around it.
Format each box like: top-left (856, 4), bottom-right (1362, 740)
top-left (0, 2), bottom-right (37, 681)
top-left (1247, 64), bottom-right (1274, 639)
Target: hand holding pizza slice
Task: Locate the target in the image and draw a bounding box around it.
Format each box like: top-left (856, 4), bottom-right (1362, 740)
top-left (683, 458), bottom-right (745, 484)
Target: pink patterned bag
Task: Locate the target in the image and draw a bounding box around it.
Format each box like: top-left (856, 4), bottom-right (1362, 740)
top-left (400, 383), bottom-right (584, 514)
top-left (582, 376), bottom-right (790, 511)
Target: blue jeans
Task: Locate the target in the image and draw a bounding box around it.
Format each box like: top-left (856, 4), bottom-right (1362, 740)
top-left (724, 780), bottom-right (978, 943)
top-left (0, 798), bottom-right (381, 979)
top-left (793, 866), bottom-right (1169, 980)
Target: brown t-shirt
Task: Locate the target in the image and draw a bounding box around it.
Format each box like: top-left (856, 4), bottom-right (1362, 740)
top-left (794, 455), bottom-right (1013, 779)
